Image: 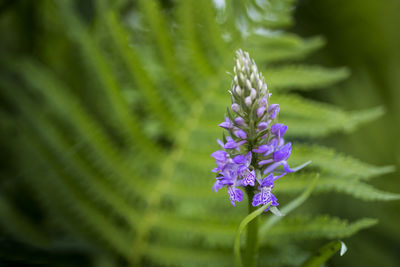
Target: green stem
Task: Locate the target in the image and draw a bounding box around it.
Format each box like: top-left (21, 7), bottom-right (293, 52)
top-left (244, 189), bottom-right (259, 267)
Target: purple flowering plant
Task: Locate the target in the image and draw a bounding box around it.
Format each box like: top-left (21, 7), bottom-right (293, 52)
top-left (212, 50), bottom-right (310, 214)
top-left (211, 50), bottom-right (312, 267)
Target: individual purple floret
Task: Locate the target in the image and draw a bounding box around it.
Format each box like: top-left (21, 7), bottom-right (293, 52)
top-left (251, 173), bottom-right (286, 210)
top-left (219, 117), bottom-right (233, 129)
top-left (210, 49), bottom-right (310, 209)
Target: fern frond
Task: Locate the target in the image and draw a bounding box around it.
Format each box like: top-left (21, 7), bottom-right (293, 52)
top-left (266, 65), bottom-right (350, 91)
top-left (261, 216), bottom-right (377, 243)
top-left (277, 174), bottom-right (400, 201)
top-left (0, 0), bottom-right (397, 265)
top-left (290, 145), bottom-right (395, 180)
top-left (247, 35), bottom-right (325, 63)
top-left (0, 195), bottom-right (49, 248)
top-left (277, 94), bottom-right (385, 137)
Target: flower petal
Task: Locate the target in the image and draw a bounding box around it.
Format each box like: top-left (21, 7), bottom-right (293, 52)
top-left (273, 142), bottom-right (292, 162)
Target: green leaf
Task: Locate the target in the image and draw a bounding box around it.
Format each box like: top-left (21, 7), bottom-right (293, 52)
top-left (234, 202), bottom-right (271, 267)
top-left (300, 241), bottom-right (346, 267)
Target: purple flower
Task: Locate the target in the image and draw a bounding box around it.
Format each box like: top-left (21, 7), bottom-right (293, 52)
top-left (228, 186), bottom-right (243, 206)
top-left (251, 173), bottom-right (286, 210)
top-left (257, 106), bottom-right (266, 117)
top-left (234, 129), bottom-right (247, 139)
top-left (259, 95), bottom-right (268, 106)
top-left (219, 117), bottom-right (233, 129)
top-left (234, 117), bottom-right (246, 126)
top-left (211, 150), bottom-right (231, 173)
top-left (233, 152), bottom-right (252, 165)
top-left (271, 123), bottom-right (287, 137)
top-left (257, 122), bottom-right (269, 130)
top-left (211, 150), bottom-right (228, 163)
top-left (212, 159), bottom-right (244, 206)
top-left (231, 103), bottom-right (240, 113)
top-left (233, 152), bottom-right (255, 186)
top-left (252, 187), bottom-right (278, 209)
top-left (268, 104), bottom-right (280, 120)
top-left (217, 137), bottom-right (246, 150)
top-left (253, 138), bottom-right (281, 156)
top-left (239, 166), bottom-right (255, 186)
top-left (245, 96), bottom-right (252, 107)
top-left (273, 142), bottom-right (292, 162)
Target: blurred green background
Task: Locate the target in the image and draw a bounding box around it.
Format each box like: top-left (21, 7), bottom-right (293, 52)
top-left (295, 0), bottom-right (400, 265)
top-left (0, 0), bottom-right (399, 266)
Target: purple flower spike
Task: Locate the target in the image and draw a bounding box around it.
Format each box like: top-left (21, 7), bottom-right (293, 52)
top-left (271, 123), bottom-right (288, 137)
top-left (268, 104), bottom-right (280, 120)
top-left (211, 50), bottom-right (309, 211)
top-left (234, 129), bottom-right (247, 139)
top-left (219, 117), bottom-right (233, 129)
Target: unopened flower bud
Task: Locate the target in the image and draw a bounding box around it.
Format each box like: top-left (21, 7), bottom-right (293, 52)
top-left (250, 72), bottom-right (256, 84)
top-left (258, 122), bottom-right (269, 130)
top-left (239, 73), bottom-right (246, 84)
top-left (234, 117), bottom-right (246, 126)
top-left (236, 61), bottom-right (241, 71)
top-left (245, 96), bottom-right (252, 107)
top-left (259, 95), bottom-right (268, 107)
top-left (234, 129), bottom-right (247, 139)
top-left (234, 85), bottom-right (242, 96)
top-left (250, 88), bottom-right (257, 100)
top-left (258, 80), bottom-right (263, 90)
top-left (252, 64), bottom-right (258, 74)
top-left (261, 83), bottom-right (268, 94)
top-left (246, 79), bottom-right (252, 90)
top-left (231, 103), bottom-right (240, 113)
top-left (257, 106), bottom-right (266, 117)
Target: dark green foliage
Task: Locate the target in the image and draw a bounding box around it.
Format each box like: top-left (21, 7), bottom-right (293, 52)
top-left (0, 0), bottom-right (397, 266)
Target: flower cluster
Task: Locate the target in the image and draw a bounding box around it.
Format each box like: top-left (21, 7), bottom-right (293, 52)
top-left (211, 50), bottom-right (308, 211)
